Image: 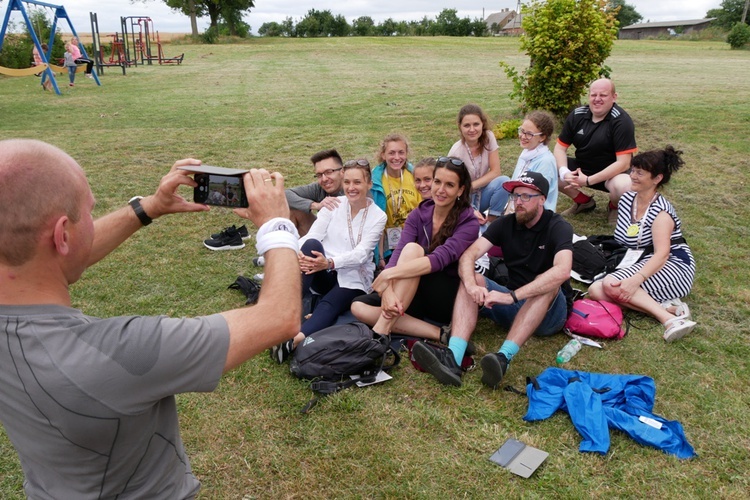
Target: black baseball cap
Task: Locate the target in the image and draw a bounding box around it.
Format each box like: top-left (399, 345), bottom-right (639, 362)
top-left (502, 171), bottom-right (549, 198)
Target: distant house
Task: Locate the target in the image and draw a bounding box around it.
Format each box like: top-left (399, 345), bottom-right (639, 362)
top-left (485, 8), bottom-right (516, 35)
top-left (619, 18), bottom-right (716, 40)
top-left (500, 14), bottom-right (524, 36)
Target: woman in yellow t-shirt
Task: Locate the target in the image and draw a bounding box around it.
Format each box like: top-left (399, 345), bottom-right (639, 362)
top-left (370, 133), bottom-right (419, 268)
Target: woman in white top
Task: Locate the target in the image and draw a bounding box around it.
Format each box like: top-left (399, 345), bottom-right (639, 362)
top-left (271, 159), bottom-right (387, 362)
top-left (448, 104), bottom-right (508, 226)
top-left (507, 110), bottom-right (559, 213)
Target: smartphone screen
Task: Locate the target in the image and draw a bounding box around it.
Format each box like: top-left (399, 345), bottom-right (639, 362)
top-left (194, 173), bottom-right (248, 208)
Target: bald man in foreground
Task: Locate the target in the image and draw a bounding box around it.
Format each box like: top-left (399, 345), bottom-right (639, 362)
top-left (555, 78), bottom-right (638, 225)
top-left (0, 139), bottom-right (300, 498)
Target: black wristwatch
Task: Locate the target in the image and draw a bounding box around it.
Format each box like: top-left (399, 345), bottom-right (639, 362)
top-left (510, 290), bottom-right (519, 304)
top-left (128, 196), bottom-right (153, 226)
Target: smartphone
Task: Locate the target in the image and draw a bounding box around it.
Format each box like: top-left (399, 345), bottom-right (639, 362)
top-left (178, 165), bottom-right (249, 208)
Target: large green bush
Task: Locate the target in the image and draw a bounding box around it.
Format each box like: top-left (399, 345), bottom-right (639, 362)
top-left (727, 22), bottom-right (750, 49)
top-left (499, 0), bottom-right (618, 118)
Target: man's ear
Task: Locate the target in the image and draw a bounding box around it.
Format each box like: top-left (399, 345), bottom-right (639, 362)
top-left (52, 216), bottom-right (71, 256)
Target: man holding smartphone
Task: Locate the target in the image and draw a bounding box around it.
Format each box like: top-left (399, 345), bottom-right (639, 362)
top-left (0, 139), bottom-right (300, 499)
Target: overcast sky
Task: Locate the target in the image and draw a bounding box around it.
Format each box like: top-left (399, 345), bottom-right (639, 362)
top-left (4, 0), bottom-right (722, 35)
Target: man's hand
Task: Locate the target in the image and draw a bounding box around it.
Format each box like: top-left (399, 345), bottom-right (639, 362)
top-left (564, 168), bottom-right (588, 189)
top-left (483, 290), bottom-right (514, 308)
top-left (140, 158), bottom-right (211, 219)
top-left (465, 283), bottom-right (489, 306)
top-left (233, 169), bottom-right (290, 228)
top-left (311, 196), bottom-right (341, 212)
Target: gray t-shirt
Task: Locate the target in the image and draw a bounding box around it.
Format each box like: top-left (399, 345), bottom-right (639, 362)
top-left (0, 304), bottom-right (230, 499)
top-left (285, 182), bottom-right (342, 213)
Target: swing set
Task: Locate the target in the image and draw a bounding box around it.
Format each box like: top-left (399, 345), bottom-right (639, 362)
top-left (0, 0), bottom-right (101, 94)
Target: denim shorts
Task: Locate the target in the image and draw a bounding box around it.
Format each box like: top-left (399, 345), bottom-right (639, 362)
top-left (480, 279), bottom-right (567, 337)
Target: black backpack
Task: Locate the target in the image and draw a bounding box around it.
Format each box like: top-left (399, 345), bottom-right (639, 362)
top-left (572, 235), bottom-right (628, 283)
top-left (290, 322), bottom-right (400, 412)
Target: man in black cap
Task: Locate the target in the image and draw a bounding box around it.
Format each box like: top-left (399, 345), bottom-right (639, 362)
top-left (412, 171), bottom-right (574, 388)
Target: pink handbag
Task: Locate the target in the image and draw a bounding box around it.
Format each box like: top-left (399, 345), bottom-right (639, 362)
top-left (564, 299), bottom-right (626, 339)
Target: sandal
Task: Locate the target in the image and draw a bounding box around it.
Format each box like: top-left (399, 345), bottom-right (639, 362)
top-left (661, 298), bottom-right (691, 321)
top-left (663, 317), bottom-right (696, 343)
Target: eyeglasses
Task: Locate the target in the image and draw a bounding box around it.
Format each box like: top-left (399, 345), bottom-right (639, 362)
top-left (517, 127), bottom-right (544, 140)
top-left (510, 192), bottom-right (543, 203)
top-left (313, 167), bottom-right (343, 179)
top-left (344, 159), bottom-right (370, 168)
top-left (437, 156), bottom-right (465, 167)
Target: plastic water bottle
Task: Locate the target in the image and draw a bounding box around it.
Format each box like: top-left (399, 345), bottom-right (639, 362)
top-left (556, 339), bottom-right (582, 364)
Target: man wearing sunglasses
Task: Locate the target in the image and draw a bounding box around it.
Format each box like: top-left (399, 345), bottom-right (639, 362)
top-left (555, 78), bottom-right (637, 225)
top-left (412, 171), bottom-right (573, 388)
top-left (285, 149), bottom-right (346, 236)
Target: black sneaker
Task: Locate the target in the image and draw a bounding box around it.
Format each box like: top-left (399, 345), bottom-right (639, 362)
top-left (412, 341), bottom-right (463, 387)
top-left (270, 339), bottom-right (294, 364)
top-left (210, 224), bottom-right (250, 240)
top-left (204, 226), bottom-right (245, 251)
top-left (438, 324), bottom-right (476, 357)
top-left (480, 352), bottom-right (509, 389)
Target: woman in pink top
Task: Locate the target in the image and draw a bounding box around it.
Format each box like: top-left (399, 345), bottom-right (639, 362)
top-left (447, 104), bottom-right (509, 228)
top-left (69, 37), bottom-right (94, 78)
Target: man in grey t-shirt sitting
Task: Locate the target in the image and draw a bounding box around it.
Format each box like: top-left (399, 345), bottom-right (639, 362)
top-left (286, 148), bottom-right (345, 236)
top-left (0, 139), bottom-right (301, 499)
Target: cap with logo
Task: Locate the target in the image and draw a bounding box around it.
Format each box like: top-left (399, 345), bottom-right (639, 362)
top-left (502, 171), bottom-right (549, 198)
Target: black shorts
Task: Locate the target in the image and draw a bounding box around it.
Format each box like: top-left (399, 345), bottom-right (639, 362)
top-left (568, 157), bottom-right (614, 193)
top-left (352, 270), bottom-right (460, 325)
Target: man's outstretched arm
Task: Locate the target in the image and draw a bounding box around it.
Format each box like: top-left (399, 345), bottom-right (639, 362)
top-left (89, 158), bottom-right (209, 266)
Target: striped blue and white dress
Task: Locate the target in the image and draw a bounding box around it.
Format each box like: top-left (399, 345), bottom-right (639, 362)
top-left (610, 191), bottom-right (695, 302)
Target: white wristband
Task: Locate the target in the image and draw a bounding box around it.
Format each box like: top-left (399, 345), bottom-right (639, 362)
top-left (558, 166), bottom-right (572, 182)
top-left (255, 218), bottom-right (300, 256)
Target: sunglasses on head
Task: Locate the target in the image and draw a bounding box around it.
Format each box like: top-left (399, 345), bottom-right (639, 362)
top-left (437, 156), bottom-right (464, 167)
top-left (344, 159), bottom-right (370, 168)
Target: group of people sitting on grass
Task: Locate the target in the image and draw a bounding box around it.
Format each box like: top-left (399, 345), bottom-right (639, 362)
top-left (256, 78), bottom-right (696, 387)
top-left (0, 77), bottom-right (697, 498)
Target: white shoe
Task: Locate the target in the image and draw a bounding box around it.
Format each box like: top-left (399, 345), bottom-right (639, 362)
top-left (663, 317), bottom-right (696, 342)
top-left (253, 273), bottom-right (264, 281)
top-left (661, 298), bottom-right (690, 321)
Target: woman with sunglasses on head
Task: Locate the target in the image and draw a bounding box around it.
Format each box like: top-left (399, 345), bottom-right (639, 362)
top-left (448, 104), bottom-right (509, 227)
top-left (351, 157), bottom-right (480, 346)
top-left (371, 133), bottom-right (419, 269)
top-left (270, 159), bottom-right (387, 363)
top-left (588, 146), bottom-right (697, 342)
top-left (506, 111), bottom-right (559, 213)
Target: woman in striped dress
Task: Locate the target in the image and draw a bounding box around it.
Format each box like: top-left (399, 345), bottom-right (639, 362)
top-left (588, 146), bottom-right (696, 342)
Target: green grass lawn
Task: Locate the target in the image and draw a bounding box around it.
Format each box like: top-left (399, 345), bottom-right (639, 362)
top-left (1, 36), bottom-right (749, 498)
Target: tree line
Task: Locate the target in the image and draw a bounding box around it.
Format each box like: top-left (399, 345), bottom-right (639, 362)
top-left (258, 9), bottom-right (488, 38)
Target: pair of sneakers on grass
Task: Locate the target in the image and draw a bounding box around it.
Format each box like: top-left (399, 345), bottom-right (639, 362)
top-left (413, 296), bottom-right (696, 389)
top-left (203, 224), bottom-right (250, 251)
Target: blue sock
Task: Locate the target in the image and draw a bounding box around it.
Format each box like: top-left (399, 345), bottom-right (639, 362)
top-left (498, 340), bottom-right (520, 362)
top-left (448, 337), bottom-right (468, 366)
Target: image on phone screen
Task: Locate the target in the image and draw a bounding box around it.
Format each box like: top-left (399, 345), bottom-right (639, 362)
top-left (194, 173), bottom-right (248, 208)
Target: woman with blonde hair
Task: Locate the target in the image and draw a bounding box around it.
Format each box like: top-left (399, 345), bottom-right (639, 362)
top-left (370, 133), bottom-right (419, 267)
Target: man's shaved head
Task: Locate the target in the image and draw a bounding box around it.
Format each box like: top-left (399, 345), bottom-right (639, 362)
top-left (0, 139), bottom-right (87, 266)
